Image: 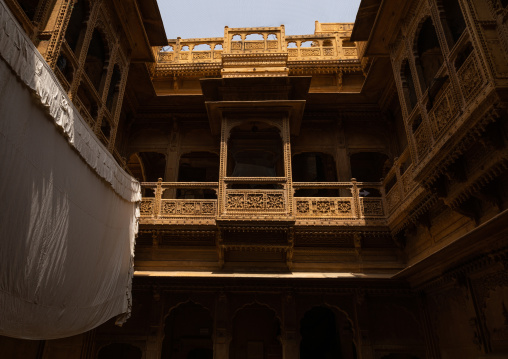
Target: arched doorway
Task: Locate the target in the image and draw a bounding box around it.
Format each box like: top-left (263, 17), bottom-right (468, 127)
top-left (300, 306), bottom-right (357, 359)
top-left (230, 303), bottom-right (282, 359)
top-left (160, 302), bottom-right (213, 359)
top-left (227, 122), bottom-right (283, 187)
top-left (98, 343), bottom-right (142, 359)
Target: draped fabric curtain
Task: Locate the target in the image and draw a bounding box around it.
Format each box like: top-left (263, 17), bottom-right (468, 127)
top-left (0, 0), bottom-right (140, 339)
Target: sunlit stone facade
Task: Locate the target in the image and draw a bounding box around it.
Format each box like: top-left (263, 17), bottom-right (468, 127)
top-left (1, 0), bottom-right (508, 358)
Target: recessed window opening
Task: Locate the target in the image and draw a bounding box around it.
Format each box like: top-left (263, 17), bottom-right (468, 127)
top-left (161, 45), bottom-right (173, 52)
top-left (416, 18), bottom-right (444, 93)
top-left (181, 45), bottom-right (190, 51)
top-left (300, 306), bottom-right (357, 359)
top-left (293, 152), bottom-right (338, 197)
top-left (193, 43), bottom-right (212, 51)
top-left (440, 0), bottom-right (467, 46)
top-left (18, 0), bottom-right (39, 20)
top-left (230, 304), bottom-right (282, 359)
top-left (454, 42), bottom-right (473, 70)
top-left (245, 33), bottom-right (264, 40)
top-left (300, 41), bottom-right (313, 48)
top-left (56, 54), bottom-right (74, 84)
top-left (287, 42), bottom-right (297, 48)
top-left (401, 60), bottom-right (418, 110)
top-left (161, 302), bottom-right (214, 359)
top-left (350, 152), bottom-right (390, 182)
top-left (214, 44), bottom-right (223, 50)
top-left (267, 33), bottom-right (277, 40)
top-left (227, 122), bottom-right (283, 180)
top-left (84, 28), bottom-right (108, 91)
top-left (65, 0), bottom-right (89, 52)
top-left (106, 64), bottom-right (121, 113)
top-left (177, 152), bottom-right (219, 199)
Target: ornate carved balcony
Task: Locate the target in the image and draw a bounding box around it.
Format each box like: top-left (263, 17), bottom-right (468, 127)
top-left (139, 179), bottom-right (387, 227)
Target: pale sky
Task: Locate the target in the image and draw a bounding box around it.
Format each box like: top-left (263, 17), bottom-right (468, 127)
top-left (157, 0), bottom-right (362, 40)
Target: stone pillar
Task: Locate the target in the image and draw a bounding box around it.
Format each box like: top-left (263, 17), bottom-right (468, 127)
top-left (164, 119), bottom-right (180, 198)
top-left (145, 287), bottom-right (164, 359)
top-left (354, 289), bottom-right (374, 359)
top-left (214, 292), bottom-right (231, 359)
top-left (282, 292), bottom-right (299, 359)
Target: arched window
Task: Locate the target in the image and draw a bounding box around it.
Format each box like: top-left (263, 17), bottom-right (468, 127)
top-left (439, 0), bottom-right (467, 47)
top-left (415, 18), bottom-right (444, 93)
top-left (84, 28), bottom-right (108, 91)
top-left (245, 33), bottom-right (264, 41)
top-left (300, 307), bottom-right (357, 359)
top-left (65, 0), bottom-right (90, 52)
top-left (401, 60), bottom-right (418, 111)
top-left (227, 122), bottom-right (283, 180)
top-left (230, 304), bottom-right (282, 359)
top-left (161, 302), bottom-right (214, 359)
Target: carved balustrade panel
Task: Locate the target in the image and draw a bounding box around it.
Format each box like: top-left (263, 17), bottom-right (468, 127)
top-left (225, 190), bottom-right (286, 213)
top-left (140, 198), bottom-right (155, 217)
top-left (192, 52), bottom-right (211, 60)
top-left (386, 183), bottom-right (402, 214)
top-left (301, 48), bottom-right (321, 57)
top-left (401, 165), bottom-right (415, 195)
top-left (158, 52), bottom-right (174, 62)
top-left (457, 52), bottom-right (484, 103)
top-left (414, 124), bottom-right (431, 160)
top-left (360, 198), bottom-right (385, 218)
top-left (159, 200), bottom-right (217, 217)
top-left (428, 85), bottom-right (457, 139)
top-left (294, 197), bottom-right (354, 218)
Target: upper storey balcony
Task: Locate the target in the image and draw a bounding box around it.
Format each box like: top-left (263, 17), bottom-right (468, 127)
top-left (153, 23), bottom-right (363, 92)
top-left (139, 179), bottom-right (386, 227)
top-left (138, 74), bottom-right (387, 229)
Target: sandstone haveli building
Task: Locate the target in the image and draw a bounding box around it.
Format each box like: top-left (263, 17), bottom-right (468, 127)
top-left (1, 0), bottom-right (508, 358)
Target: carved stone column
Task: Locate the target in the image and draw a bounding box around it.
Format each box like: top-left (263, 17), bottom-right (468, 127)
top-left (145, 287), bottom-right (164, 359)
top-left (282, 292), bottom-right (299, 359)
top-left (214, 292), bottom-right (231, 359)
top-left (282, 116), bottom-right (293, 216)
top-left (354, 289), bottom-right (374, 359)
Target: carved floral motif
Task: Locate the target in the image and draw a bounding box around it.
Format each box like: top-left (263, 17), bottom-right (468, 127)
top-left (296, 201), bottom-right (310, 214)
top-left (458, 54), bottom-right (482, 102)
top-left (225, 191), bottom-right (285, 212)
top-left (361, 199), bottom-right (384, 217)
top-left (161, 202), bottom-right (176, 214)
top-left (140, 200), bottom-right (154, 216)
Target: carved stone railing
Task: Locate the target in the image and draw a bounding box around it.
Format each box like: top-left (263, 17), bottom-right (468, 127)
top-left (157, 26), bottom-right (360, 67)
top-left (427, 84), bottom-right (458, 140)
top-left (139, 180), bottom-right (218, 220)
top-left (382, 149), bottom-right (422, 216)
top-left (222, 177), bottom-right (288, 216)
top-left (139, 179), bottom-right (387, 224)
top-left (456, 50), bottom-right (484, 105)
top-left (224, 190), bottom-right (286, 214)
top-left (285, 34), bottom-right (339, 60)
top-left (293, 181), bottom-right (385, 220)
top-left (158, 38), bottom-right (224, 64)
top-left (224, 27), bottom-right (286, 54)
